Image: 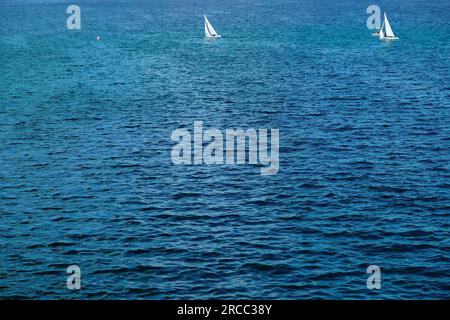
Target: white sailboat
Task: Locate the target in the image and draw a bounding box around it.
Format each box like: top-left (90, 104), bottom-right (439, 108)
top-left (379, 12), bottom-right (398, 40)
top-left (204, 14), bottom-right (221, 39)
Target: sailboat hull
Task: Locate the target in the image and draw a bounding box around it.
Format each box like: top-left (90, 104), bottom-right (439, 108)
top-left (380, 36), bottom-right (399, 41)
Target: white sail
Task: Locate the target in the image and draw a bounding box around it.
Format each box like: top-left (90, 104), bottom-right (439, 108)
top-left (204, 15), bottom-right (220, 38)
top-left (383, 12), bottom-right (395, 38)
top-left (378, 20), bottom-right (385, 39)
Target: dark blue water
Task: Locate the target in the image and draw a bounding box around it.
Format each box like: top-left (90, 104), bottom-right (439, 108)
top-left (1, 0), bottom-right (449, 299)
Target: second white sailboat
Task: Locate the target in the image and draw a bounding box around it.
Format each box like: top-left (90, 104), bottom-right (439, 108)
top-left (204, 15), bottom-right (221, 39)
top-left (379, 12), bottom-right (398, 40)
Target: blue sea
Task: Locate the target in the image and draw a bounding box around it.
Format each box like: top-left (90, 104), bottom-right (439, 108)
top-left (0, 0), bottom-right (449, 299)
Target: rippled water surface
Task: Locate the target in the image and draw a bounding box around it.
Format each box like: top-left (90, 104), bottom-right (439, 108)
top-left (1, 0), bottom-right (449, 299)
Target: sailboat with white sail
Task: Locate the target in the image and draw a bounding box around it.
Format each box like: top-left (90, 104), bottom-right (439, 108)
top-left (204, 14), bottom-right (221, 39)
top-left (378, 12), bottom-right (398, 40)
